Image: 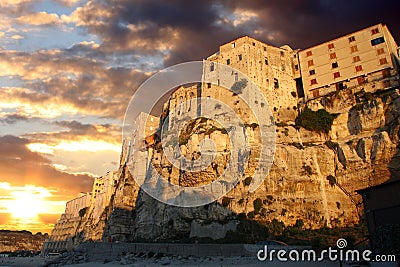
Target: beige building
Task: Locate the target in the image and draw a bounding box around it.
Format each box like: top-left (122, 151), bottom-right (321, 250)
top-left (207, 36), bottom-right (300, 121)
top-left (299, 23), bottom-right (400, 99)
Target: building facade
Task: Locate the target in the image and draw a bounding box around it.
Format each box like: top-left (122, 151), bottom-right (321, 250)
top-left (207, 36), bottom-right (300, 121)
top-left (299, 24), bottom-right (400, 99)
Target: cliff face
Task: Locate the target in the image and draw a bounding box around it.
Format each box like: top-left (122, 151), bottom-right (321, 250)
top-left (129, 88), bottom-right (400, 241)
top-left (0, 230), bottom-right (48, 252)
top-left (43, 87), bottom-right (400, 249)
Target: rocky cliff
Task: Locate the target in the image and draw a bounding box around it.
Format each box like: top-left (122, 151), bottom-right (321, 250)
top-left (44, 85), bottom-right (400, 250)
top-left (0, 230), bottom-right (48, 252)
top-left (127, 87), bottom-right (399, 242)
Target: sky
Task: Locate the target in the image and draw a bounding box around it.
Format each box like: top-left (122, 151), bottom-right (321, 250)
top-left (0, 0), bottom-right (399, 234)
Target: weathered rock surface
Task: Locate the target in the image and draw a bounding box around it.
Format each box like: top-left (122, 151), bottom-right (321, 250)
top-left (0, 230), bottom-right (47, 252)
top-left (130, 88), bottom-right (400, 241)
top-left (44, 86), bottom-right (400, 248)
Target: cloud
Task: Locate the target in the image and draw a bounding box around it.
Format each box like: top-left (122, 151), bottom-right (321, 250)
top-left (58, 0), bottom-right (400, 68)
top-left (0, 113), bottom-right (29, 124)
top-left (16, 12), bottom-right (62, 26)
top-left (0, 48), bottom-right (150, 119)
top-left (11, 34), bottom-right (23, 39)
top-left (20, 120), bottom-right (122, 176)
top-left (0, 135), bottom-right (94, 195)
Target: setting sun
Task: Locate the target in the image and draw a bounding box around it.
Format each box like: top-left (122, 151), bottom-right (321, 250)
top-left (0, 183), bottom-right (64, 230)
top-left (8, 190), bottom-right (46, 220)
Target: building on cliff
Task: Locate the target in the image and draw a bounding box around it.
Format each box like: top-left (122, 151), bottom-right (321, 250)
top-left (43, 23), bottom-right (400, 253)
top-left (299, 23), bottom-right (400, 100)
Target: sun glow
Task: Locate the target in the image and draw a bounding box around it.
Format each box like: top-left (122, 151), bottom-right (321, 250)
top-left (0, 183), bottom-right (60, 222)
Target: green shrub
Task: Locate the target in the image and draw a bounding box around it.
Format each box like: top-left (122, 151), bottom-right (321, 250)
top-left (247, 211), bottom-right (256, 219)
top-left (295, 108), bottom-right (337, 134)
top-left (294, 219), bottom-right (304, 228)
top-left (253, 198), bottom-right (263, 214)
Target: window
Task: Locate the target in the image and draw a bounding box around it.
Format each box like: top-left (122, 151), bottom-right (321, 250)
top-left (263, 47), bottom-right (266, 51)
top-left (265, 58), bottom-right (269, 65)
top-left (207, 83), bottom-right (211, 88)
top-left (355, 65), bottom-right (363, 72)
top-left (313, 90), bottom-right (319, 97)
top-left (382, 69), bottom-right (390, 78)
top-left (332, 62), bottom-right (338, 68)
top-left (353, 56), bottom-right (361, 62)
top-left (377, 48), bottom-right (385, 55)
top-left (333, 72), bottom-right (340, 78)
top-left (210, 62), bottom-right (214, 72)
top-left (349, 36), bottom-right (356, 42)
top-left (294, 64), bottom-right (299, 71)
top-left (280, 51), bottom-right (284, 57)
top-left (308, 59), bottom-right (314, 67)
top-left (226, 59), bottom-right (230, 65)
top-left (238, 54), bottom-right (242, 61)
top-left (309, 69), bottom-right (316, 75)
top-left (371, 28), bottom-right (379, 35)
top-left (371, 37), bottom-right (385, 46)
top-left (231, 42), bottom-right (235, 48)
top-left (328, 43), bottom-right (334, 49)
top-left (330, 52), bottom-right (336, 59)
top-left (379, 58), bottom-right (388, 65)
top-left (310, 78), bottom-right (317, 85)
top-left (306, 51), bottom-right (312, 57)
top-left (350, 45), bottom-right (358, 53)
top-left (274, 78), bottom-right (279, 88)
top-left (357, 76), bottom-right (365, 85)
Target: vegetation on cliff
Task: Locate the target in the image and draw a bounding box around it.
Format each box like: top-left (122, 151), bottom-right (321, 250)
top-left (295, 108), bottom-right (338, 133)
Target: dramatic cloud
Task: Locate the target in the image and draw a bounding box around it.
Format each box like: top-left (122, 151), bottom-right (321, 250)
top-left (0, 49), bottom-right (150, 119)
top-left (58, 0), bottom-right (400, 67)
top-left (0, 135), bottom-right (93, 194)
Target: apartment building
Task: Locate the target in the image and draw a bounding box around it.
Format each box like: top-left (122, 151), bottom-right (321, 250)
top-left (299, 24), bottom-right (400, 99)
